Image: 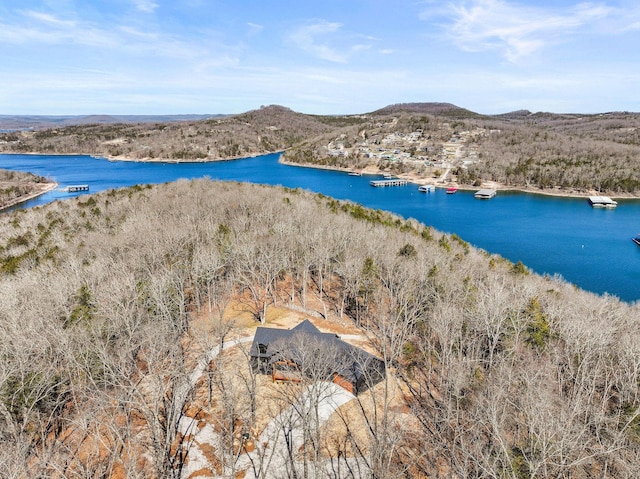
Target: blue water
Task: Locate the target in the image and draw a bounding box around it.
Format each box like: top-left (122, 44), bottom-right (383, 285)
top-left (1, 153), bottom-right (639, 303)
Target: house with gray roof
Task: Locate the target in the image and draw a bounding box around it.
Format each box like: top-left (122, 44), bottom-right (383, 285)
top-left (249, 319), bottom-right (385, 395)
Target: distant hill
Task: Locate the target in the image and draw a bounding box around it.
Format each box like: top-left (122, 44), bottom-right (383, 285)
top-left (492, 109), bottom-right (533, 119)
top-left (0, 114), bottom-right (223, 130)
top-left (0, 105), bottom-right (337, 161)
top-left (371, 102), bottom-right (484, 118)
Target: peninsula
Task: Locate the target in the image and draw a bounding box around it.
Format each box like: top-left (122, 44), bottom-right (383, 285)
top-left (0, 169), bottom-right (57, 211)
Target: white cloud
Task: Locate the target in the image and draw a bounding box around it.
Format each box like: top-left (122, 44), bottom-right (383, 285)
top-left (425, 0), bottom-right (614, 62)
top-left (0, 8), bottom-right (226, 63)
top-left (287, 20), bottom-right (375, 64)
top-left (288, 21), bottom-right (348, 63)
top-left (247, 22), bottom-right (264, 36)
top-left (133, 0), bottom-right (159, 13)
top-left (22, 10), bottom-right (76, 28)
top-left (0, 11), bottom-right (117, 48)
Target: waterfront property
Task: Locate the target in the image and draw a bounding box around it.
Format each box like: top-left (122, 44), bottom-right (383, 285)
top-left (249, 320), bottom-right (385, 395)
top-left (588, 195), bottom-right (618, 208)
top-left (474, 188), bottom-right (496, 199)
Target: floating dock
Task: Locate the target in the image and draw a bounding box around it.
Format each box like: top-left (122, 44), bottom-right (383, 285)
top-left (474, 188), bottom-right (496, 199)
top-left (370, 179), bottom-right (408, 187)
top-left (588, 196), bottom-right (617, 208)
top-left (63, 185), bottom-right (90, 192)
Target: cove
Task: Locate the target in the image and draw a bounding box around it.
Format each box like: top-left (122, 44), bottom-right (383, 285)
top-left (1, 152), bottom-right (639, 303)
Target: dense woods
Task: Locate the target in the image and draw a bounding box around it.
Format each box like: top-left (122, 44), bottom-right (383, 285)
top-left (3, 103), bottom-right (640, 195)
top-left (459, 112), bottom-right (640, 194)
top-left (0, 179), bottom-right (638, 478)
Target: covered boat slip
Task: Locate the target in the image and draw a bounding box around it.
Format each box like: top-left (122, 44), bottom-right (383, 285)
top-left (369, 178), bottom-right (408, 187)
top-left (474, 188), bottom-right (496, 199)
top-left (588, 195), bottom-right (618, 208)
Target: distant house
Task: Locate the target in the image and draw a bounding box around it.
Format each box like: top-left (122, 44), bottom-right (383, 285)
top-left (249, 319), bottom-right (385, 395)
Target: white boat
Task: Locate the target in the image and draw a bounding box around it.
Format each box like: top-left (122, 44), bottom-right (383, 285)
top-left (418, 185), bottom-right (434, 193)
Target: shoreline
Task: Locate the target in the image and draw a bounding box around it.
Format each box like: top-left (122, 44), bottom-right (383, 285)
top-left (0, 181), bottom-right (58, 212)
top-left (2, 151), bottom-right (639, 201)
top-left (279, 159), bottom-right (640, 201)
top-left (0, 149), bottom-right (284, 164)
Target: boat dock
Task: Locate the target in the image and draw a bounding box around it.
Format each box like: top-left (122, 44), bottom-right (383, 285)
top-left (370, 179), bottom-right (408, 187)
top-left (63, 185), bottom-right (90, 192)
top-left (588, 196), bottom-right (617, 208)
top-left (474, 188), bottom-right (496, 199)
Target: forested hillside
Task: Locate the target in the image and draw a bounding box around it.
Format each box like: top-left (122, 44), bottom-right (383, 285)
top-left (460, 112), bottom-right (640, 193)
top-left (0, 105), bottom-right (339, 161)
top-left (0, 180), bottom-right (638, 478)
top-left (2, 104), bottom-right (640, 195)
top-left (284, 107), bottom-right (640, 195)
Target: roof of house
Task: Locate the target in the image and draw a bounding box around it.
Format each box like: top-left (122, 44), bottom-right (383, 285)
top-left (250, 319), bottom-right (384, 384)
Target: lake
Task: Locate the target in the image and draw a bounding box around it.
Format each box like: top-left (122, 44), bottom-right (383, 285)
top-left (1, 152), bottom-right (639, 303)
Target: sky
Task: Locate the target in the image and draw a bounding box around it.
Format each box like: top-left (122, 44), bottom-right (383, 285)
top-left (1, 0), bottom-right (640, 115)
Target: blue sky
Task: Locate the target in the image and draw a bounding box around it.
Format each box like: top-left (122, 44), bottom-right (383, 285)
top-left (1, 0), bottom-right (639, 115)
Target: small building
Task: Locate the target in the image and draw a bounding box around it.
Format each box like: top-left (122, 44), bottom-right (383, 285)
top-left (249, 320), bottom-right (385, 395)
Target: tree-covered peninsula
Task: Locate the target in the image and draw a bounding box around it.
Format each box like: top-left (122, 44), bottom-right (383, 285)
top-left (0, 179), bottom-right (638, 478)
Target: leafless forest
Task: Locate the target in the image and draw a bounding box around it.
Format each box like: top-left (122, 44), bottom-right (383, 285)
top-left (3, 104), bottom-right (640, 195)
top-left (0, 105), bottom-right (338, 162)
top-left (459, 112), bottom-right (640, 193)
top-left (0, 179), bottom-right (639, 478)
